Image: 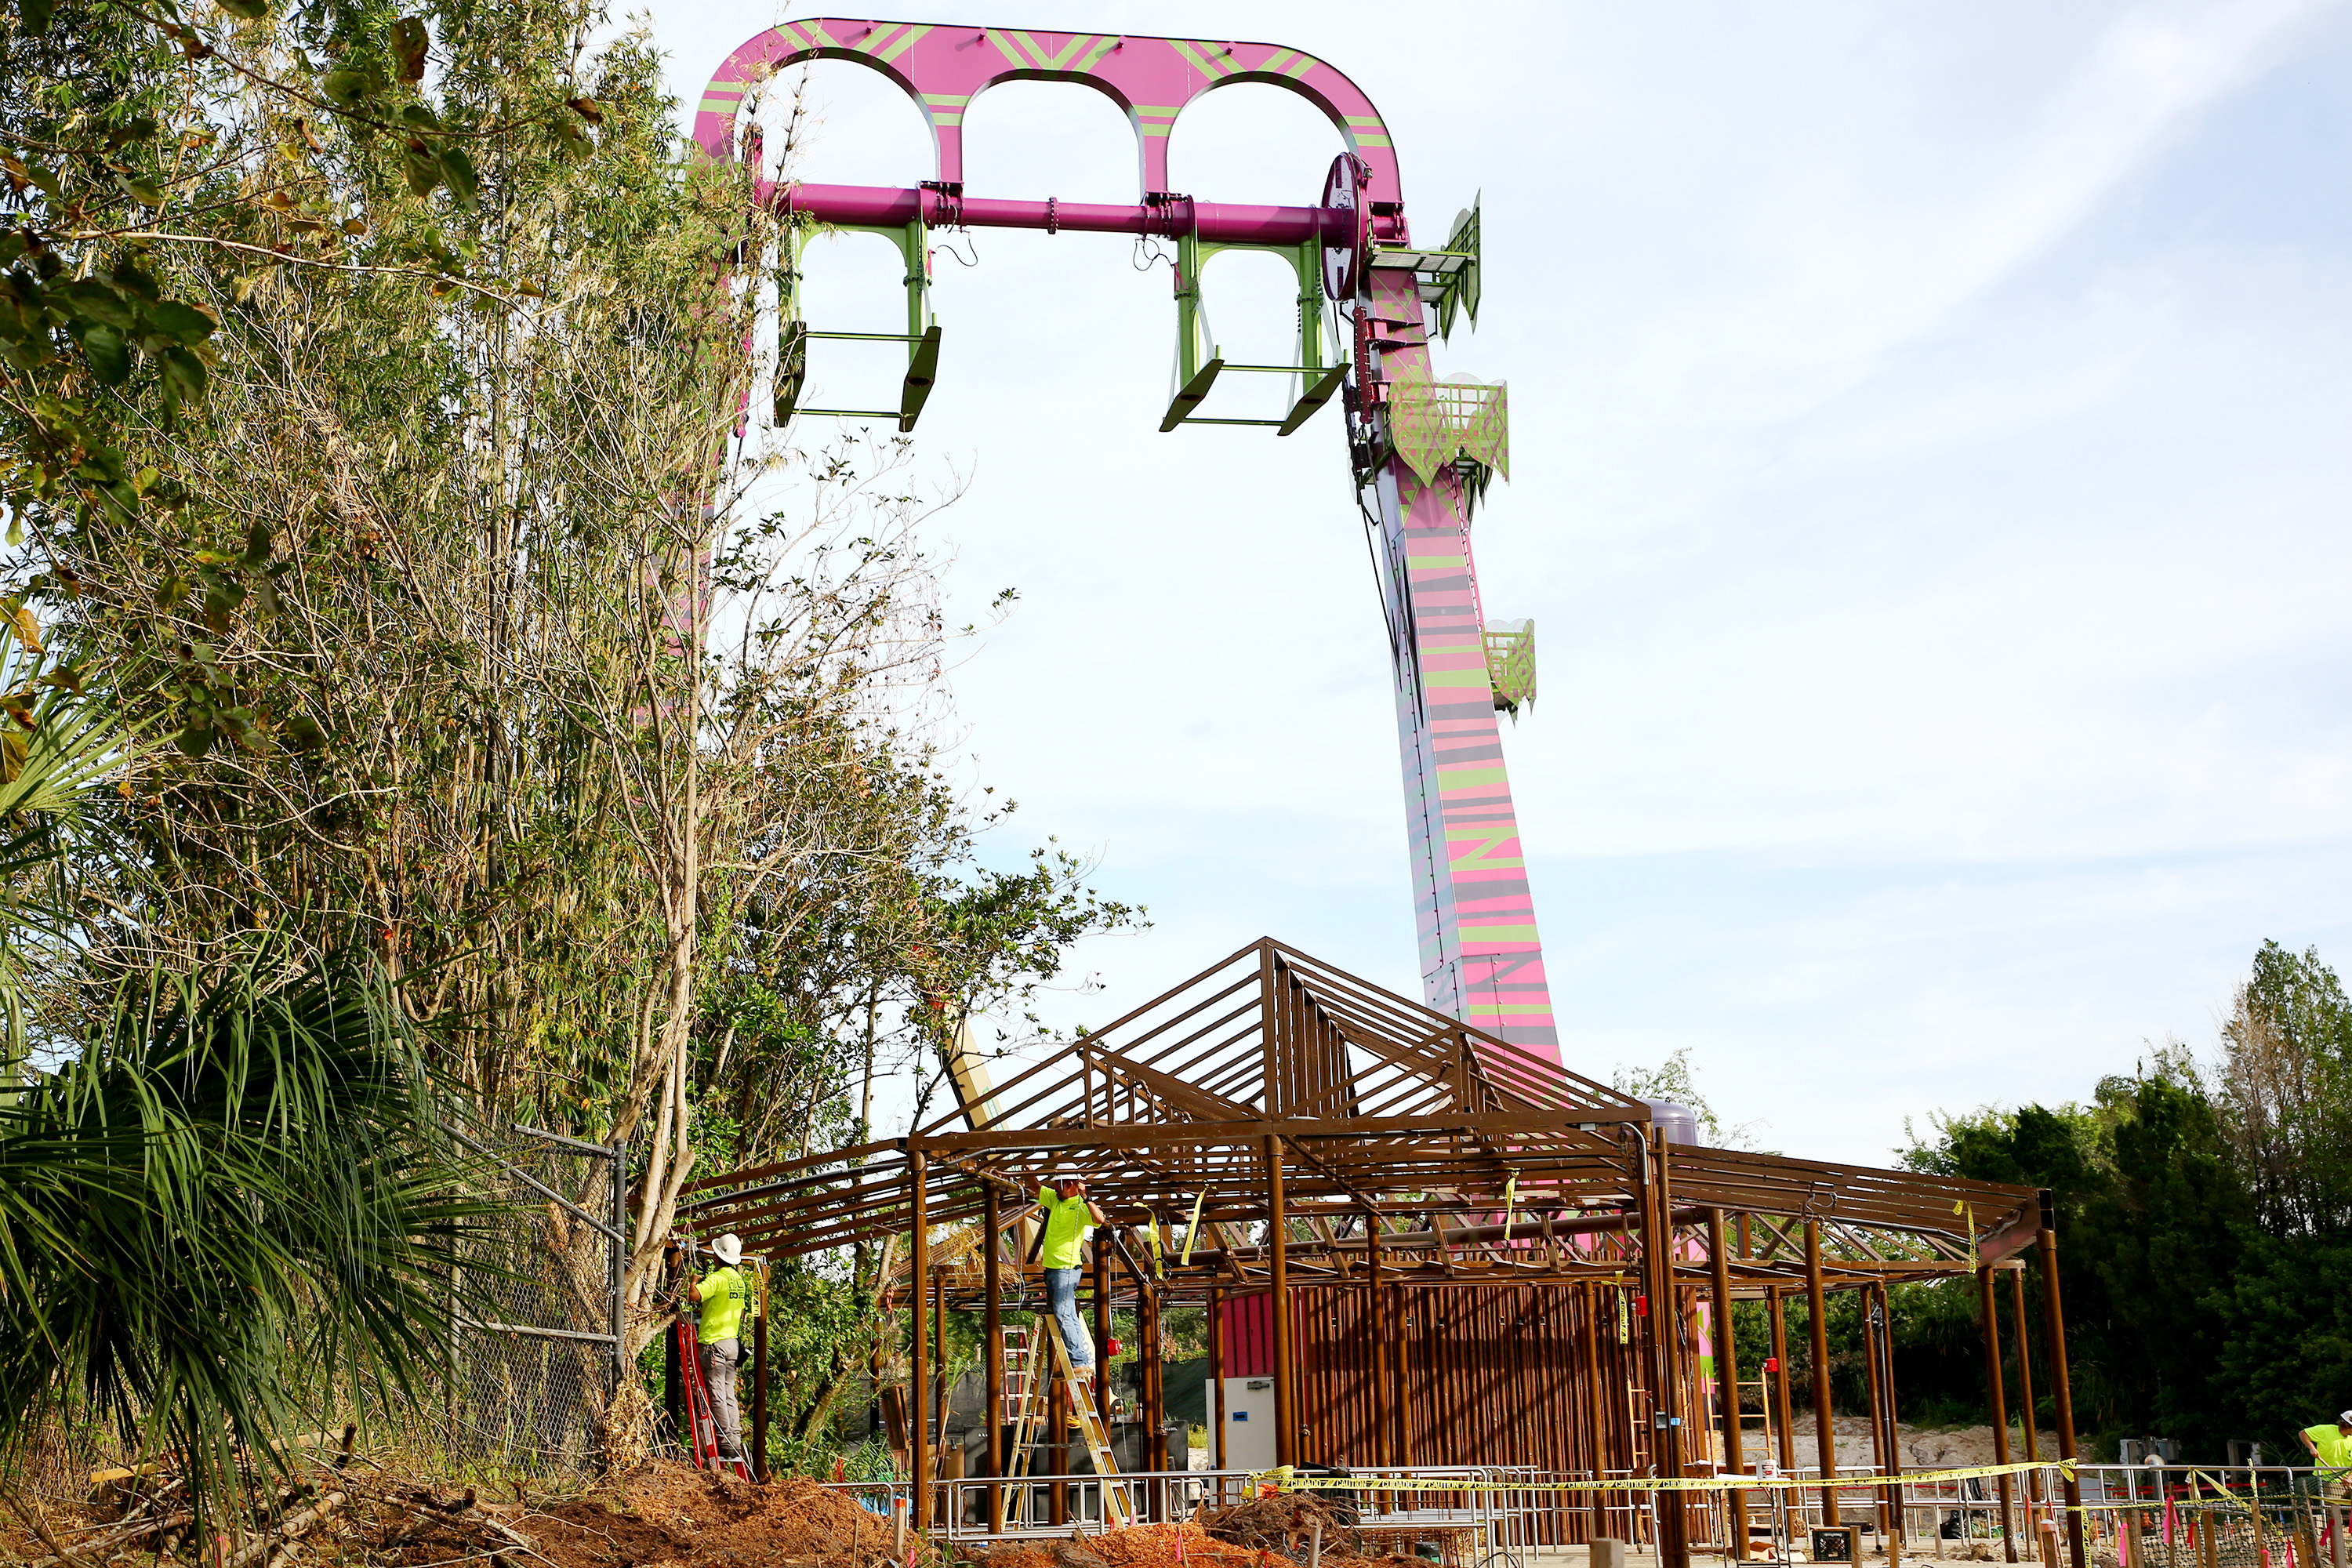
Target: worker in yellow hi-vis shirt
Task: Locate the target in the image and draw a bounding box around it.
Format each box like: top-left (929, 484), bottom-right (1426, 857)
top-left (1015, 1175), bottom-right (1105, 1386)
top-left (689, 1233), bottom-right (753, 1461)
top-left (2301, 1410), bottom-right (2352, 1512)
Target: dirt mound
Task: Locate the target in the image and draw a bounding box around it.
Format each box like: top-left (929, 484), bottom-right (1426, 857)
top-left (1078, 1522), bottom-right (1397, 1568)
top-left (528, 1465), bottom-right (896, 1568)
top-left (1089, 1523), bottom-right (1254, 1568)
top-left (963, 1537), bottom-right (1115, 1568)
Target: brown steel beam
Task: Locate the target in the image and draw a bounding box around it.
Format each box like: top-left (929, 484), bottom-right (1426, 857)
top-left (1806, 1220), bottom-right (1838, 1532)
top-left (2010, 1261), bottom-right (2039, 1533)
top-left (1977, 1265), bottom-right (2018, 1562)
top-left (1769, 1286), bottom-right (1796, 1473)
top-left (1269, 1134), bottom-right (1294, 1468)
top-left (1209, 1285), bottom-right (1225, 1472)
top-left (753, 1279), bottom-right (769, 1483)
top-left (1370, 1212), bottom-right (1393, 1469)
top-left (2038, 1197), bottom-right (2084, 1568)
top-left (909, 1110), bottom-right (1649, 1153)
top-left (1861, 1283), bottom-right (1890, 1543)
top-left (932, 1267), bottom-right (948, 1526)
top-left (1708, 1208), bottom-right (1749, 1559)
top-left (985, 1185), bottom-right (1004, 1528)
top-left (1876, 1283), bottom-right (1908, 1561)
top-left (1583, 1281), bottom-right (1610, 1544)
top-left (910, 1151), bottom-right (930, 1535)
top-left (1645, 1138), bottom-right (1691, 1568)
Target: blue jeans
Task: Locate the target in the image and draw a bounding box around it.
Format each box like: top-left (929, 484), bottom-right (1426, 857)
top-left (1044, 1266), bottom-right (1094, 1371)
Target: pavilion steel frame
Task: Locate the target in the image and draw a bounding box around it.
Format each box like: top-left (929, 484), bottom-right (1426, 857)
top-left (679, 940), bottom-right (2083, 1568)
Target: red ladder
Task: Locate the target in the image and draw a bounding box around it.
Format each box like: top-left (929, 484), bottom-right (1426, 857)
top-left (676, 1315), bottom-right (752, 1480)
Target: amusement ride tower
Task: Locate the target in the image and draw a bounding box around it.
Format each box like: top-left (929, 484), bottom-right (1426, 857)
top-left (695, 20), bottom-right (1556, 1062)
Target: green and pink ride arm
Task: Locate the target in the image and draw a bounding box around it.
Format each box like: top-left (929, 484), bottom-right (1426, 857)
top-left (695, 20), bottom-right (1560, 1066)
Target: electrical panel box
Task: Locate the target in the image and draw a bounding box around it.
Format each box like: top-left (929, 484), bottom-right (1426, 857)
top-left (1218, 1377), bottom-right (1278, 1474)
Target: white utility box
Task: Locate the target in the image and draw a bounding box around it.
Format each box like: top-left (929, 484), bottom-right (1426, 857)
top-left (1214, 1376), bottom-right (1278, 1474)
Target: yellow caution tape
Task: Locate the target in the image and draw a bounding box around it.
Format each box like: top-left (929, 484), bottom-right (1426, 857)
top-left (1251, 1460), bottom-right (2075, 1497)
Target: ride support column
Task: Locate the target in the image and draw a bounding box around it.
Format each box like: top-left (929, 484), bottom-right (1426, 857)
top-left (1362, 263), bottom-right (1559, 1059)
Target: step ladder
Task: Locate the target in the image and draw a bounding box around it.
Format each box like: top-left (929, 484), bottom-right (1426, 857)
top-left (1627, 1378), bottom-right (1655, 1470)
top-left (1040, 1324), bottom-right (1131, 1527)
top-left (673, 1314), bottom-right (751, 1481)
top-left (1605, 1381), bottom-right (1655, 1547)
top-left (1734, 1374), bottom-right (1779, 1557)
top-left (1735, 1374), bottom-right (1776, 1469)
top-left (1003, 1325), bottom-right (1039, 1427)
top-left (1000, 1323), bottom-right (1130, 1530)
top-left (1694, 1374), bottom-right (1779, 1560)
top-left (1003, 1325), bottom-right (1050, 1523)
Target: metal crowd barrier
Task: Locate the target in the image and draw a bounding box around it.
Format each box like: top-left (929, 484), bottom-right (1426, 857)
top-left (917, 1463), bottom-right (1523, 1557)
top-left (841, 1459), bottom-right (2352, 1567)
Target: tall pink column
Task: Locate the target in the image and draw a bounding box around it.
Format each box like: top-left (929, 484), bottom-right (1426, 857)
top-left (1362, 274), bottom-right (1559, 1061)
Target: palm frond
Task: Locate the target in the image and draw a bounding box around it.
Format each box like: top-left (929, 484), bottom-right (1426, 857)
top-left (0, 626), bottom-right (135, 1082)
top-left (0, 941), bottom-right (497, 1523)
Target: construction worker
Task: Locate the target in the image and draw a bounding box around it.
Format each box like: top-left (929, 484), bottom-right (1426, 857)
top-left (688, 1232), bottom-right (752, 1462)
top-left (2300, 1410), bottom-right (2352, 1504)
top-left (1020, 1174), bottom-right (1106, 1386)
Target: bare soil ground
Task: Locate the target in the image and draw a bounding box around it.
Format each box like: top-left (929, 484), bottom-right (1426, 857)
top-left (0, 1457), bottom-right (1426, 1568)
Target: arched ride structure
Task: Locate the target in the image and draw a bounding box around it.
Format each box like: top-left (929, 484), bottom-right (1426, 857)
top-left (694, 20), bottom-right (1553, 1059)
top-left (679, 940), bottom-right (2086, 1568)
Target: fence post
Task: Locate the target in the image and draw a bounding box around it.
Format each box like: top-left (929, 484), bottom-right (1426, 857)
top-left (610, 1138), bottom-right (627, 1409)
top-left (663, 1240), bottom-right (683, 1450)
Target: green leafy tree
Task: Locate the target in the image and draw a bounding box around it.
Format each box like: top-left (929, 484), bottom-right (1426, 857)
top-left (1897, 942), bottom-right (2352, 1457)
top-left (1612, 1045), bottom-right (1764, 1150)
top-left (2213, 942), bottom-right (2352, 1236)
top-left (2210, 1233), bottom-right (2352, 1446)
top-left (2, 0), bottom-right (1145, 1477)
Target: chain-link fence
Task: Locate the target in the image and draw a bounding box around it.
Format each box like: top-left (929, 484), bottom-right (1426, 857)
top-left (444, 1123), bottom-right (626, 1475)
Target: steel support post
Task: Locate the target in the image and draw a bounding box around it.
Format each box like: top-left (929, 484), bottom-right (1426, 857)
top-left (909, 1151), bottom-right (929, 1535)
top-left (1769, 1287), bottom-right (1797, 1474)
top-left (1269, 1134), bottom-right (1294, 1468)
top-left (1369, 1213), bottom-right (1393, 1470)
top-left (985, 1185), bottom-right (1004, 1530)
top-left (753, 1272), bottom-right (770, 1483)
top-left (609, 1138), bottom-right (627, 1408)
top-left (663, 1240), bottom-right (682, 1450)
top-left (1584, 1281), bottom-right (1612, 1544)
top-left (2037, 1198), bottom-right (2085, 1568)
top-left (1873, 1283), bottom-right (1907, 1559)
top-left (1091, 1241), bottom-right (1112, 1396)
top-left (1127, 1231), bottom-right (1163, 1509)
top-left (1644, 1138), bottom-right (1690, 1568)
top-left (1862, 1287), bottom-right (1892, 1549)
top-left (1977, 1267), bottom-right (2018, 1562)
top-left (1050, 1359), bottom-right (1069, 1526)
top-left (933, 1269), bottom-right (949, 1524)
top-left (1209, 1286), bottom-right (1225, 1472)
top-left (1806, 1222), bottom-right (1838, 1534)
top-left (2010, 1266), bottom-right (2041, 1528)
top-left (1709, 1209), bottom-right (1748, 1559)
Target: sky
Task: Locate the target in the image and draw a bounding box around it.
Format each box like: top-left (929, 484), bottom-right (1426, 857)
top-left (636, 1), bottom-right (2352, 1164)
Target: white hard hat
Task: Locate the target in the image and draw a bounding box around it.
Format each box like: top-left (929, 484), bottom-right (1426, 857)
top-left (2339, 1409), bottom-right (2352, 1426)
top-left (714, 1233), bottom-right (742, 1265)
